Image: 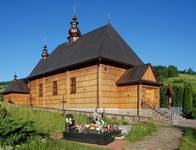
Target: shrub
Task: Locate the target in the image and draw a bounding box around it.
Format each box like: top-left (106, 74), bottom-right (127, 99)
top-left (0, 105), bottom-right (47, 148)
top-left (0, 104), bottom-right (9, 118)
top-left (0, 117), bottom-right (38, 147)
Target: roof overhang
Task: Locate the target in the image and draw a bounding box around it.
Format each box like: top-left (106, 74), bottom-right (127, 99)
top-left (27, 57), bottom-right (133, 80)
top-left (3, 91), bottom-right (29, 95)
top-left (116, 80), bottom-right (162, 87)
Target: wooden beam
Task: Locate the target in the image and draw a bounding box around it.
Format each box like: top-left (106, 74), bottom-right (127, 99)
top-left (96, 63), bottom-right (100, 110)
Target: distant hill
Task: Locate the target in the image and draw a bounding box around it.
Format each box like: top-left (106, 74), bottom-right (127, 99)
top-left (161, 74), bottom-right (196, 93)
top-left (0, 81), bottom-right (10, 101)
top-left (153, 65), bottom-right (196, 93)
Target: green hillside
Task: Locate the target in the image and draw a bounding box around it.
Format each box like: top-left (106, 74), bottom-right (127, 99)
top-left (161, 74), bottom-right (196, 93)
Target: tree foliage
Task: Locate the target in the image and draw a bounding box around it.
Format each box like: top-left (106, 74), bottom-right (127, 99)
top-left (0, 117), bottom-right (37, 147)
top-left (153, 65), bottom-right (196, 81)
top-left (160, 83), bottom-right (196, 118)
top-left (160, 86), bottom-right (167, 108)
top-left (176, 86), bottom-right (184, 107)
top-left (172, 85), bottom-right (178, 107)
top-left (192, 94), bottom-right (196, 108)
top-left (183, 84), bottom-right (193, 117)
top-left (153, 65), bottom-right (178, 81)
top-left (168, 65), bottom-right (178, 77)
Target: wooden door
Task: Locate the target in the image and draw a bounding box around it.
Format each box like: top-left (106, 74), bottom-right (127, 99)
top-left (142, 86), bottom-right (155, 108)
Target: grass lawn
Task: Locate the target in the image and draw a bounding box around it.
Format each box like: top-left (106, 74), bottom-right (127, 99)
top-left (3, 103), bottom-right (129, 133)
top-left (16, 137), bottom-right (109, 150)
top-left (125, 122), bottom-right (156, 143)
top-left (3, 103), bottom-right (65, 133)
top-left (2, 103), bottom-right (129, 150)
top-left (180, 128), bottom-right (196, 150)
top-left (1, 103), bottom-right (110, 150)
top-left (1, 103), bottom-right (156, 149)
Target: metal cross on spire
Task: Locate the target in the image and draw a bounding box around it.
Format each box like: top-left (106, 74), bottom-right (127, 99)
top-left (73, 4), bottom-right (76, 16)
top-left (43, 37), bottom-right (47, 46)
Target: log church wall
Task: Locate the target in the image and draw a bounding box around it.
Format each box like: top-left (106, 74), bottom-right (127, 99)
top-left (3, 93), bottom-right (29, 105)
top-left (28, 65), bottom-right (97, 109)
top-left (99, 64), bottom-right (138, 109)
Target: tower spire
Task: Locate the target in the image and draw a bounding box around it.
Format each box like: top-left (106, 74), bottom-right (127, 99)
top-left (41, 44), bottom-right (49, 59)
top-left (67, 5), bottom-right (81, 45)
top-left (14, 73), bottom-right (17, 80)
top-left (107, 13), bottom-right (111, 24)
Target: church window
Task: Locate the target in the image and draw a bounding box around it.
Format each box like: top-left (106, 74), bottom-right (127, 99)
top-left (39, 84), bottom-right (43, 97)
top-left (70, 77), bottom-right (76, 94)
top-left (53, 81), bottom-right (58, 95)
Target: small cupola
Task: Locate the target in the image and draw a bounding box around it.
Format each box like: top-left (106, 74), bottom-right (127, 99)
top-left (3, 73), bottom-right (29, 95)
top-left (41, 44), bottom-right (49, 59)
top-left (67, 13), bottom-right (81, 45)
top-left (13, 73), bottom-right (17, 80)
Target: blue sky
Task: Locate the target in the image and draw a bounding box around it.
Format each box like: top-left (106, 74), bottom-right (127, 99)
top-left (0, 0), bottom-right (196, 81)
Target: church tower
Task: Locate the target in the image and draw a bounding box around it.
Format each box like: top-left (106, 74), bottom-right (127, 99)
top-left (41, 44), bottom-right (49, 59)
top-left (67, 11), bottom-right (81, 45)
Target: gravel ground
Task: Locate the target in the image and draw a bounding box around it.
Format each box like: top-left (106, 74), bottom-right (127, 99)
top-left (122, 121), bottom-right (183, 150)
top-left (173, 119), bottom-right (196, 128)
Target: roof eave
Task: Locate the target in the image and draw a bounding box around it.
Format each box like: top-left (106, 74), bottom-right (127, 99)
top-left (27, 57), bottom-right (133, 80)
top-left (3, 91), bottom-right (29, 95)
top-left (116, 80), bottom-right (162, 87)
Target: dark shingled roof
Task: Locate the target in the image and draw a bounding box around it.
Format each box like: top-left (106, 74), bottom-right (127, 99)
top-left (3, 79), bottom-right (29, 94)
top-left (29, 24), bottom-right (143, 79)
top-left (116, 64), bottom-right (161, 86)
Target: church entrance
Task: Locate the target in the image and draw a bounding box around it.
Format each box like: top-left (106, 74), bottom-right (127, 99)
top-left (141, 86), bottom-right (156, 108)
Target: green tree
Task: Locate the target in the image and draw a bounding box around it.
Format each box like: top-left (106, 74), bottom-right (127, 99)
top-left (172, 85), bottom-right (178, 107)
top-left (183, 84), bottom-right (193, 117)
top-left (176, 86), bottom-right (184, 107)
top-left (187, 68), bottom-right (193, 75)
top-left (160, 86), bottom-right (167, 108)
top-left (193, 94), bottom-right (196, 108)
top-left (168, 65), bottom-right (178, 77)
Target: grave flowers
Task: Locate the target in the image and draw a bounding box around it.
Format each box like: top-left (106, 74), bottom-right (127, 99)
top-left (63, 113), bottom-right (122, 145)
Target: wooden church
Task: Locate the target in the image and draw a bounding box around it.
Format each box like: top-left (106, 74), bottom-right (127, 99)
top-left (3, 14), bottom-right (161, 114)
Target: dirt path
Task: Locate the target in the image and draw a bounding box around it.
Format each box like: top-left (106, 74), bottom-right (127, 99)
top-left (173, 119), bottom-right (196, 128)
top-left (122, 121), bottom-right (183, 150)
